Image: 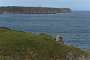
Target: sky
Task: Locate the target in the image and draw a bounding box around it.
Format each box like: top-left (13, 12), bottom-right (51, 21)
top-left (0, 0), bottom-right (90, 10)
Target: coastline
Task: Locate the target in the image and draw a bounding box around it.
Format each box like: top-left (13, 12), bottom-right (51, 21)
top-left (0, 27), bottom-right (89, 60)
top-left (0, 6), bottom-right (71, 14)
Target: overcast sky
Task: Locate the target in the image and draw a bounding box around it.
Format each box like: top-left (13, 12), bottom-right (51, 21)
top-left (0, 0), bottom-right (90, 10)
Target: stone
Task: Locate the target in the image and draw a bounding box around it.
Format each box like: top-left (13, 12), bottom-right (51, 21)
top-left (55, 35), bottom-right (64, 44)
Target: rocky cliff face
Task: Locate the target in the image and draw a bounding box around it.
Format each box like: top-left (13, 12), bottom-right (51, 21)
top-left (0, 6), bottom-right (71, 14)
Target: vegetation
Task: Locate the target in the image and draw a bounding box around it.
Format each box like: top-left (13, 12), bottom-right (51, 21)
top-left (0, 6), bottom-right (71, 14)
top-left (0, 28), bottom-right (89, 60)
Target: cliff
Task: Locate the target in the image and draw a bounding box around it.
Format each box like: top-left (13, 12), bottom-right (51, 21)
top-left (0, 6), bottom-right (71, 14)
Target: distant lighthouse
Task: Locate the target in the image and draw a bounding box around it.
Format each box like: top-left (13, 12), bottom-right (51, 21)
top-left (56, 35), bottom-right (64, 44)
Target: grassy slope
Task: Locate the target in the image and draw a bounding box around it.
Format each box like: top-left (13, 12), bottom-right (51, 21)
top-left (0, 28), bottom-right (88, 60)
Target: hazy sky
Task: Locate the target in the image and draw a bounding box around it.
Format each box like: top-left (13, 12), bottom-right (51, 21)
top-left (0, 0), bottom-right (90, 10)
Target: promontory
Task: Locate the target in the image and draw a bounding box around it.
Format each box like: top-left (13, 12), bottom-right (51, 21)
top-left (0, 6), bottom-right (71, 14)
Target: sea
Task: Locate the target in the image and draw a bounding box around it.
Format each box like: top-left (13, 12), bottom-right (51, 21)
top-left (0, 11), bottom-right (90, 49)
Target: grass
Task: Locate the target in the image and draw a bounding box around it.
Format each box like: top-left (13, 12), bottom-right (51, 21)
top-left (0, 28), bottom-right (89, 60)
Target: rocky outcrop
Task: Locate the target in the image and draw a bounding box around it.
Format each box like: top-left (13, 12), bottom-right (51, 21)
top-left (65, 52), bottom-right (90, 60)
top-left (55, 35), bottom-right (90, 60)
top-left (56, 35), bottom-right (64, 44)
top-left (0, 6), bottom-right (71, 14)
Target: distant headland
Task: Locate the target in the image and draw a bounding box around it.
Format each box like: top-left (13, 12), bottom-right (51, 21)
top-left (0, 6), bottom-right (71, 14)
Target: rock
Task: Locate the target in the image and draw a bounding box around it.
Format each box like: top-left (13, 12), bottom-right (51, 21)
top-left (55, 35), bottom-right (64, 44)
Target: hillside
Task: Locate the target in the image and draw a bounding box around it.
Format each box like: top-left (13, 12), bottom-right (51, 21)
top-left (0, 27), bottom-right (89, 60)
top-left (0, 6), bottom-right (71, 14)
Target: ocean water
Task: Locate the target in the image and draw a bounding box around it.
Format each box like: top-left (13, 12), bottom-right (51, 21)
top-left (0, 11), bottom-right (90, 49)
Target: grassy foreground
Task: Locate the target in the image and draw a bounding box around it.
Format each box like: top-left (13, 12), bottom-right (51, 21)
top-left (0, 28), bottom-right (89, 60)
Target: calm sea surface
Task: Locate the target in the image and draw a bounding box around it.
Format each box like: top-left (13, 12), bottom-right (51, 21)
top-left (0, 11), bottom-right (90, 49)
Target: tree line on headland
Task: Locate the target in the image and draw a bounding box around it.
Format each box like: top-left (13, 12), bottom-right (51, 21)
top-left (0, 6), bottom-right (71, 14)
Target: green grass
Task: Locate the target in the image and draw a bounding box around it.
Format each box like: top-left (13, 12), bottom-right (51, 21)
top-left (0, 28), bottom-right (89, 60)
